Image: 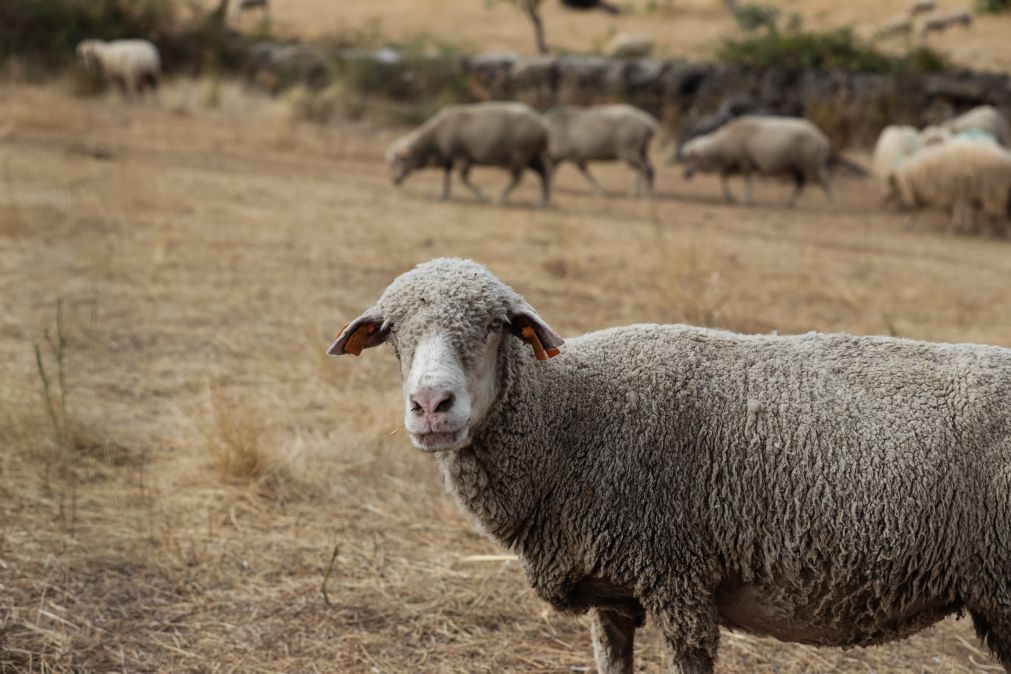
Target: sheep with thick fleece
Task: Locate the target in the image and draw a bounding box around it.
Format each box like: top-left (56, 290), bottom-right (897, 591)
top-left (942, 105), bottom-right (1009, 147)
top-left (386, 102), bottom-right (551, 206)
top-left (871, 125), bottom-right (921, 179)
top-left (544, 104), bottom-right (658, 198)
top-left (680, 115), bottom-right (833, 207)
top-left (890, 139), bottom-right (1011, 235)
top-left (76, 39), bottom-right (160, 95)
top-left (329, 257), bottom-right (1011, 674)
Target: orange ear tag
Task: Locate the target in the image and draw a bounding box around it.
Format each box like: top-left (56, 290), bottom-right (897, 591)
top-left (521, 326), bottom-right (560, 361)
top-left (341, 323), bottom-right (376, 356)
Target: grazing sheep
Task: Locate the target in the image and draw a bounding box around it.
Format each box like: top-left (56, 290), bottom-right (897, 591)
top-left (942, 105), bottom-right (1009, 147)
top-left (921, 12), bottom-right (951, 35)
top-left (872, 125), bottom-right (922, 179)
top-left (890, 139), bottom-right (1011, 235)
top-left (874, 16), bottom-right (914, 39)
top-left (673, 96), bottom-right (763, 162)
top-left (945, 8), bottom-right (974, 27)
top-left (907, 0), bottom-right (936, 16)
top-left (237, 0), bottom-right (268, 13)
top-left (76, 39), bottom-right (161, 96)
top-left (385, 102), bottom-right (552, 206)
top-left (679, 115), bottom-right (834, 207)
top-left (544, 104), bottom-right (658, 198)
top-left (562, 0), bottom-right (621, 13)
top-left (329, 256), bottom-right (1011, 674)
top-left (605, 33), bottom-right (656, 59)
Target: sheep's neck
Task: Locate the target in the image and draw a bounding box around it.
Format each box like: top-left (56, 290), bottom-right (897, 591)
top-left (436, 341), bottom-right (547, 551)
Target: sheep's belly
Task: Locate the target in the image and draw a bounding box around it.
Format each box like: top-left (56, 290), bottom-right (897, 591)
top-left (715, 583), bottom-right (955, 647)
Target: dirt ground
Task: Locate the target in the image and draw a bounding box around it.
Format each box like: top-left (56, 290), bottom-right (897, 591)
top-left (227, 0), bottom-right (1011, 72)
top-left (3, 79), bottom-right (1011, 673)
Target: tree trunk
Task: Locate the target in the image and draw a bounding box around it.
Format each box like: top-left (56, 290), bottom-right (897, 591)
top-left (524, 0), bottom-right (549, 55)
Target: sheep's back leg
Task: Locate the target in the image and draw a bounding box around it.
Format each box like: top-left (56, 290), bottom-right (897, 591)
top-left (527, 153), bottom-right (552, 207)
top-left (591, 608), bottom-right (637, 674)
top-left (785, 171), bottom-right (806, 208)
top-left (497, 166), bottom-right (525, 205)
top-left (815, 166), bottom-right (834, 203)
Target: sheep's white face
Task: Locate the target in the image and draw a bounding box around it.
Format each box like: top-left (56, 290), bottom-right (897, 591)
top-left (76, 41), bottom-right (100, 68)
top-left (680, 141), bottom-right (712, 179)
top-left (399, 326), bottom-right (503, 452)
top-left (326, 258), bottom-right (565, 454)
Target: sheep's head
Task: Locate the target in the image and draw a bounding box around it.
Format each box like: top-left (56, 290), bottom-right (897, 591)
top-left (327, 258), bottom-right (563, 453)
top-left (679, 137), bottom-right (712, 179)
top-left (385, 139), bottom-right (424, 186)
top-left (76, 40), bottom-right (101, 69)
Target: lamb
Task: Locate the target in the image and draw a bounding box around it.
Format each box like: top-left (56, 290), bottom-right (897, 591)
top-left (544, 104), bottom-right (658, 198)
top-left (679, 115), bottom-right (834, 207)
top-left (76, 39), bottom-right (161, 96)
top-left (889, 139), bottom-right (1011, 235)
top-left (942, 105), bottom-right (1009, 147)
top-left (385, 102), bottom-right (552, 206)
top-left (605, 33), bottom-right (656, 59)
top-left (328, 256), bottom-right (1011, 674)
top-left (871, 124), bottom-right (921, 179)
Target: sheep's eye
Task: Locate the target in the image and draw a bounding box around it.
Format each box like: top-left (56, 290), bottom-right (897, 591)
top-left (486, 318), bottom-right (504, 335)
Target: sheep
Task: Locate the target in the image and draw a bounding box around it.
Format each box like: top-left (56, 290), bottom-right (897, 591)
top-left (907, 0), bottom-right (936, 16)
top-left (605, 33), bottom-right (656, 59)
top-left (385, 102), bottom-right (552, 206)
top-left (889, 139), bottom-right (1011, 235)
top-left (76, 39), bottom-right (161, 96)
top-left (679, 115), bottom-right (834, 207)
top-left (544, 104), bottom-right (658, 198)
top-left (942, 105), bottom-right (1009, 147)
top-left (328, 256), bottom-right (1011, 674)
top-left (922, 9), bottom-right (973, 35)
top-left (874, 16), bottom-right (914, 40)
top-left (871, 125), bottom-right (922, 179)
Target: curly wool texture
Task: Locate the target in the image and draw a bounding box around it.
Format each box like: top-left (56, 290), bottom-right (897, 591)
top-left (891, 139), bottom-right (1011, 234)
top-left (367, 258), bottom-right (1011, 671)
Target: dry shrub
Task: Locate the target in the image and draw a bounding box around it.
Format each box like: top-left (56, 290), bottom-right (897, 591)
top-left (198, 385), bottom-right (274, 484)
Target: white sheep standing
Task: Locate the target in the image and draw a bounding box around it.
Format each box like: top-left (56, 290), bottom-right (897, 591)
top-left (329, 256), bottom-right (1011, 674)
top-left (679, 115), bottom-right (835, 207)
top-left (76, 39), bottom-right (161, 96)
top-left (922, 8), bottom-right (974, 35)
top-left (907, 0), bottom-right (936, 16)
top-left (604, 33), bottom-right (656, 59)
top-left (942, 105), bottom-right (1009, 147)
top-left (874, 16), bottom-right (914, 40)
top-left (889, 139), bottom-right (1011, 235)
top-left (872, 125), bottom-right (922, 179)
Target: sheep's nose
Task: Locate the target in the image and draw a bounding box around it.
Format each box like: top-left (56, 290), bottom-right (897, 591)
top-left (410, 390), bottom-right (455, 416)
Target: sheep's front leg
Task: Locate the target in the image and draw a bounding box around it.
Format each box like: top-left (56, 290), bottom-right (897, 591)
top-left (590, 609), bottom-right (637, 674)
top-left (438, 164), bottom-right (453, 201)
top-left (654, 603), bottom-right (718, 674)
top-left (578, 161), bottom-right (606, 196)
top-left (497, 167), bottom-right (524, 204)
top-left (720, 173), bottom-right (735, 203)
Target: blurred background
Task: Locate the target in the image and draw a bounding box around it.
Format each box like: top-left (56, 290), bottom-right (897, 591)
top-left (2, 0), bottom-right (1011, 671)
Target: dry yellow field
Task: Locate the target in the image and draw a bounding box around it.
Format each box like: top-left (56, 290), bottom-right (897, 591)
top-left (241, 0), bottom-right (1011, 71)
top-left (3, 76), bottom-right (1011, 673)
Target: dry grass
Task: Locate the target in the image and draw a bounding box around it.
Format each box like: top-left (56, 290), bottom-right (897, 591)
top-left (3, 78), bottom-right (1011, 673)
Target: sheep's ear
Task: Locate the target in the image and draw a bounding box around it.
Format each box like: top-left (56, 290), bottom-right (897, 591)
top-left (508, 304), bottom-right (563, 361)
top-left (326, 309), bottom-right (389, 356)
